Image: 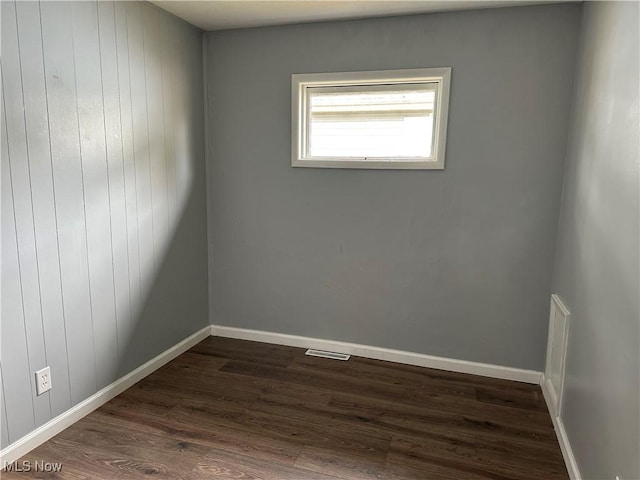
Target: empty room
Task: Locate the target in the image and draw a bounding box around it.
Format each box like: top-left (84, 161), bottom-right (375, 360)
top-left (1, 0), bottom-right (638, 479)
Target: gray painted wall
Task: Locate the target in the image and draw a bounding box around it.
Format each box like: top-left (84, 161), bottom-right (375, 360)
top-left (552, 3), bottom-right (639, 479)
top-left (0, 0), bottom-right (207, 448)
top-left (205, 4), bottom-right (580, 371)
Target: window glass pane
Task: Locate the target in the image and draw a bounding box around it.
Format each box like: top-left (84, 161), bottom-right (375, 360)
top-left (308, 83), bottom-right (436, 159)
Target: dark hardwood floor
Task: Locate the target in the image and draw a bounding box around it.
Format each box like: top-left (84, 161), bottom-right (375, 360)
top-left (5, 337), bottom-right (568, 479)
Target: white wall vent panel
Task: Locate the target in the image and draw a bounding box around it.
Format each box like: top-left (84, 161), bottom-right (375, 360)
top-left (544, 294), bottom-right (571, 417)
top-left (305, 349), bottom-right (350, 361)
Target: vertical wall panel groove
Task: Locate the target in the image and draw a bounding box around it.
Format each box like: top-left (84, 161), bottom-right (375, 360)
top-left (171, 22), bottom-right (185, 209)
top-left (71, 1), bottom-right (119, 391)
top-left (0, 363), bottom-right (9, 449)
top-left (143, 7), bottom-right (169, 265)
top-left (160, 13), bottom-right (177, 231)
top-left (40, 0), bottom-right (96, 404)
top-left (38, 0), bottom-right (74, 414)
top-left (15, 0), bottom-right (72, 418)
top-left (98, 1), bottom-right (131, 377)
top-left (71, 3), bottom-right (100, 398)
top-left (126, 2), bottom-right (155, 297)
top-left (114, 2), bottom-right (141, 351)
top-left (1, 87), bottom-right (36, 442)
top-left (96, 1), bottom-right (122, 364)
top-left (2, 0), bottom-right (51, 428)
top-left (172, 24), bottom-right (190, 209)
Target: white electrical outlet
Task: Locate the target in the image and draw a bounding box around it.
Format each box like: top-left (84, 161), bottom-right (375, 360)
top-left (35, 366), bottom-right (51, 396)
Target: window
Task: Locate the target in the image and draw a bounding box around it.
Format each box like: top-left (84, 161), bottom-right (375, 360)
top-left (292, 67), bottom-right (451, 170)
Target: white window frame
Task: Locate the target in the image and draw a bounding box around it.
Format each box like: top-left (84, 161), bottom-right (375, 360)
top-left (291, 67), bottom-right (451, 170)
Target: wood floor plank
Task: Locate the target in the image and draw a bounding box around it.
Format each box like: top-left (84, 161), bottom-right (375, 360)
top-left (474, 385), bottom-right (548, 412)
top-left (169, 402), bottom-right (392, 459)
top-left (21, 438), bottom-right (192, 480)
top-left (157, 351), bottom-right (230, 376)
top-left (258, 381), bottom-right (333, 406)
top-left (328, 391), bottom-right (558, 449)
top-left (189, 448), bottom-right (342, 480)
top-left (382, 459), bottom-right (493, 480)
top-left (385, 437), bottom-right (494, 480)
top-left (401, 388), bottom-right (555, 434)
top-left (135, 370), bottom-right (264, 408)
top-left (294, 445), bottom-right (386, 480)
top-left (4, 337), bottom-right (568, 479)
top-left (351, 356), bottom-right (540, 392)
top-left (290, 355), bottom-right (477, 399)
top-left (93, 409), bottom-right (303, 467)
top-left (190, 337), bottom-right (302, 368)
top-left (220, 359), bottom-right (409, 404)
top-left (56, 414), bottom-right (211, 470)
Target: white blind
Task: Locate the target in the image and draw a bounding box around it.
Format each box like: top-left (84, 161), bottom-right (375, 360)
top-left (308, 83), bottom-right (437, 159)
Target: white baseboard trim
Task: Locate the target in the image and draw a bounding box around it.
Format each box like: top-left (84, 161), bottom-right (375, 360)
top-left (1, 324), bottom-right (547, 467)
top-left (209, 325), bottom-right (542, 384)
top-left (0, 325), bottom-right (211, 466)
top-left (541, 375), bottom-right (582, 480)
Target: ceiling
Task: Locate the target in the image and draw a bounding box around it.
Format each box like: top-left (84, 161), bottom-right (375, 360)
top-left (150, 0), bottom-right (571, 32)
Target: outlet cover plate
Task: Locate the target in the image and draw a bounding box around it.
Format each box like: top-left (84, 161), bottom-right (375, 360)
top-left (35, 366), bottom-right (51, 396)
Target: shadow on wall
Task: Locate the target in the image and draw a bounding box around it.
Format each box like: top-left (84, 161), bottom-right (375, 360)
top-left (115, 178), bottom-right (208, 379)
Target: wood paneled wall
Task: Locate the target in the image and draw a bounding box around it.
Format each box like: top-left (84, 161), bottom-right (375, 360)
top-left (1, 0), bottom-right (207, 449)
